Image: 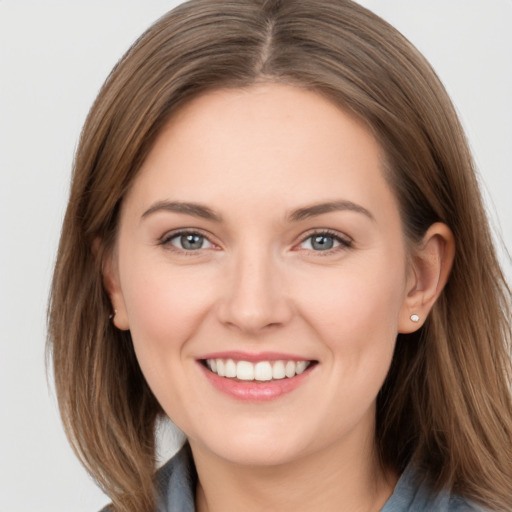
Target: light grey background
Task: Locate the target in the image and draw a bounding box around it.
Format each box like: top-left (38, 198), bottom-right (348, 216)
top-left (0, 1), bottom-right (510, 510)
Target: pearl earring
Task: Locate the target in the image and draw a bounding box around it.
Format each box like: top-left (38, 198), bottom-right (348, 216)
top-left (109, 309), bottom-right (117, 320)
top-left (410, 314), bottom-right (420, 323)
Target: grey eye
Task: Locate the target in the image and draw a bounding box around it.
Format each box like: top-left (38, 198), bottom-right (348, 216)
top-left (299, 233), bottom-right (350, 252)
top-left (310, 235), bottom-right (336, 251)
top-left (170, 233), bottom-right (212, 250)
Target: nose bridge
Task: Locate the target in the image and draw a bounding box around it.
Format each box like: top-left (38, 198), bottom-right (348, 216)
top-left (219, 242), bottom-right (291, 333)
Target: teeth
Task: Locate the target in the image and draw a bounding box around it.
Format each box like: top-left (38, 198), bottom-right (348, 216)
top-left (296, 361), bottom-right (307, 374)
top-left (285, 360), bottom-right (296, 378)
top-left (205, 358), bottom-right (311, 381)
top-left (225, 359), bottom-right (237, 378)
top-left (254, 361), bottom-right (272, 381)
top-left (237, 361), bottom-right (254, 380)
top-left (272, 360), bottom-right (286, 380)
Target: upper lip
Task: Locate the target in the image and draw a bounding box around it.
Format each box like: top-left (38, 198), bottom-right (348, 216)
top-left (198, 351), bottom-right (315, 363)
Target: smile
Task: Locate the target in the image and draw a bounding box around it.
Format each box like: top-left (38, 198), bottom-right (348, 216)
top-left (204, 358), bottom-right (312, 382)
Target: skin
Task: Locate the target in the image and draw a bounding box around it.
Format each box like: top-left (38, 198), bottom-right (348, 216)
top-left (105, 84), bottom-right (454, 512)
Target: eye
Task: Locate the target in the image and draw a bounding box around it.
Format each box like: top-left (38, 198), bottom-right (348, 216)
top-left (299, 231), bottom-right (352, 252)
top-left (163, 231), bottom-right (214, 251)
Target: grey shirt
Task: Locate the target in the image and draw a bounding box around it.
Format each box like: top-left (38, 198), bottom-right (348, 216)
top-left (154, 444), bottom-right (485, 511)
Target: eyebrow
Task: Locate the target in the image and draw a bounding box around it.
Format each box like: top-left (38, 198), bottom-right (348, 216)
top-left (141, 201), bottom-right (223, 222)
top-left (288, 200), bottom-right (374, 222)
top-left (141, 199), bottom-right (373, 223)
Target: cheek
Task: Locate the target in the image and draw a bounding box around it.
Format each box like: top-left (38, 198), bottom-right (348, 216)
top-left (119, 256), bottom-right (216, 358)
top-left (295, 253), bottom-right (407, 355)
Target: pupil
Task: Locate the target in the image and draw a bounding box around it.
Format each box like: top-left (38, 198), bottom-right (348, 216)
top-left (312, 235), bottom-right (333, 250)
top-left (182, 234), bottom-right (202, 250)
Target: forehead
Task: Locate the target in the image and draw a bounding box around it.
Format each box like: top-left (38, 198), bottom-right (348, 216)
top-left (123, 83), bottom-right (398, 226)
top-left (158, 84), bottom-right (379, 167)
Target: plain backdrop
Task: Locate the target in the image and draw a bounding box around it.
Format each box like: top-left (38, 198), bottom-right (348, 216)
top-left (0, 1), bottom-right (511, 510)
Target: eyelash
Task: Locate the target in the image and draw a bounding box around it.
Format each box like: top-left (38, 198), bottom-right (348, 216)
top-left (158, 229), bottom-right (353, 254)
top-left (297, 229), bottom-right (353, 255)
top-left (159, 229), bottom-right (216, 254)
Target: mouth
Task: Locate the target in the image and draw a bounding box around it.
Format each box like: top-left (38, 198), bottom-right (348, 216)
top-left (201, 358), bottom-right (317, 382)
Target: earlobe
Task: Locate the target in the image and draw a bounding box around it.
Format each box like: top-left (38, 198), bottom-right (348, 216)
top-left (398, 223), bottom-right (455, 333)
top-left (100, 244), bottom-right (130, 331)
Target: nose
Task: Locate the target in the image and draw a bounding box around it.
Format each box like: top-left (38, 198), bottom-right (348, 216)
top-left (217, 248), bottom-right (293, 334)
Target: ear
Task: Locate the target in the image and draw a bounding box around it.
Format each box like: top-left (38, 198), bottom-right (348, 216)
top-left (98, 241), bottom-right (130, 331)
top-left (398, 222), bottom-right (455, 333)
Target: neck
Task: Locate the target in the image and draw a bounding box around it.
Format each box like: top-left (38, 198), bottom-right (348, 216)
top-left (191, 429), bottom-right (397, 512)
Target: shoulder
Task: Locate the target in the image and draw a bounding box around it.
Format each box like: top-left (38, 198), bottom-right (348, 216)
top-left (448, 496), bottom-right (488, 511)
top-left (155, 443), bottom-right (197, 512)
top-left (381, 464), bottom-right (488, 512)
top-left (98, 443), bottom-right (196, 512)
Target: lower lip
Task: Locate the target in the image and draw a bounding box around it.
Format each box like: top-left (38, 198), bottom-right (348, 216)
top-left (199, 363), bottom-right (314, 402)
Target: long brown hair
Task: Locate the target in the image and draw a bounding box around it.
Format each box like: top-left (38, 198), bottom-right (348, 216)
top-left (48, 1), bottom-right (512, 510)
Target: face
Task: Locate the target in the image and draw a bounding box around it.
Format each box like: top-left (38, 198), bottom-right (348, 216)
top-left (108, 84), bottom-right (416, 468)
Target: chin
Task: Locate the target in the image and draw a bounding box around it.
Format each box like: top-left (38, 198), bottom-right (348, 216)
top-left (188, 426), bottom-right (314, 468)
top-left (217, 443), bottom-right (305, 467)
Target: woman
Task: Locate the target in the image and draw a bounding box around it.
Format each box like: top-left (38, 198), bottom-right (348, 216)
top-left (47, 0), bottom-right (512, 511)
